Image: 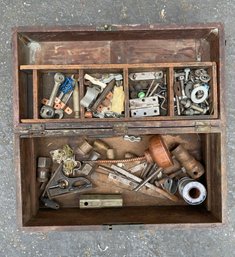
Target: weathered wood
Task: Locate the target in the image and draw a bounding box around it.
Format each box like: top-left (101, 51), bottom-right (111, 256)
top-left (20, 62), bottom-right (215, 70)
top-left (33, 70), bottom-right (39, 119)
top-left (12, 24), bottom-right (226, 230)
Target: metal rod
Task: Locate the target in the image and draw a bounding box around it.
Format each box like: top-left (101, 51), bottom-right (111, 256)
top-left (134, 167), bottom-right (163, 191)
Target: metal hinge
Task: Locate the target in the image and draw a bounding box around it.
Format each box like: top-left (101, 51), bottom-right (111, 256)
top-left (194, 122), bottom-right (212, 132)
top-left (96, 24), bottom-right (116, 31)
top-left (28, 124), bottom-right (46, 135)
top-left (113, 124), bottom-right (128, 135)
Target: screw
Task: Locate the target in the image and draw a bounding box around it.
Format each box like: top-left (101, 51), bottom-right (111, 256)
top-left (178, 76), bottom-right (187, 98)
top-left (184, 68), bottom-right (190, 81)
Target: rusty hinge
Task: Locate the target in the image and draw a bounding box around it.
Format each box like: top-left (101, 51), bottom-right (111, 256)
top-left (113, 124), bottom-right (128, 135)
top-left (96, 24), bottom-right (116, 31)
top-left (28, 124), bottom-right (46, 135)
top-left (194, 122), bottom-right (212, 132)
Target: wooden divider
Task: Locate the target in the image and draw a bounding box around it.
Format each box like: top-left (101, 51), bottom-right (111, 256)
top-left (32, 70), bottom-right (39, 119)
top-left (123, 68), bottom-right (130, 118)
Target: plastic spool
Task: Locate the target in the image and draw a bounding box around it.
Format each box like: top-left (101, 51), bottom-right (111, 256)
top-left (178, 177), bottom-right (207, 205)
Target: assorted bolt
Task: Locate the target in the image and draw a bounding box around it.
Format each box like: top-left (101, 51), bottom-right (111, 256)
top-left (174, 68), bottom-right (211, 116)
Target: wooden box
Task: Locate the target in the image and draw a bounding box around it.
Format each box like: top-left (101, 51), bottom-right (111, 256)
top-left (12, 24), bottom-right (226, 231)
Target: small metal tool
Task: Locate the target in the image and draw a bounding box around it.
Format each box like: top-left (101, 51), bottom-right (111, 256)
top-left (40, 73), bottom-right (65, 119)
top-left (79, 194), bottom-right (123, 209)
top-left (134, 165), bottom-right (163, 191)
top-left (45, 163), bottom-right (93, 198)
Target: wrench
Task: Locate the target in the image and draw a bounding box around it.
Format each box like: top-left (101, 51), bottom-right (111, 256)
top-left (40, 73), bottom-right (65, 119)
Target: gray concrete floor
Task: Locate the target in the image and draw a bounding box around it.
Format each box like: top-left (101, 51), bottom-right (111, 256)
top-left (0, 0), bottom-right (234, 256)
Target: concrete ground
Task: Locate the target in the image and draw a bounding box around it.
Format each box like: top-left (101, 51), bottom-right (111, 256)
top-left (0, 0), bottom-right (234, 256)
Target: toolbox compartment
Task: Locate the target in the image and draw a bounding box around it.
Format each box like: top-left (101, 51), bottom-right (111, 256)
top-left (16, 131), bottom-right (224, 229)
top-left (12, 24), bottom-right (226, 230)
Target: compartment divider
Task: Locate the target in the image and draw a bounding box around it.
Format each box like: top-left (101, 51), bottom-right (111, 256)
top-left (79, 69), bottom-right (85, 120)
top-left (168, 67), bottom-right (175, 116)
top-left (33, 70), bottom-right (39, 119)
top-left (212, 63), bottom-right (218, 117)
top-left (123, 68), bottom-right (130, 118)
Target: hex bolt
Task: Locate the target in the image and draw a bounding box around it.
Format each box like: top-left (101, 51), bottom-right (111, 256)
top-left (183, 109), bottom-right (201, 115)
top-left (181, 99), bottom-right (208, 114)
top-left (184, 68), bottom-right (190, 82)
top-left (178, 75), bottom-right (187, 98)
top-left (174, 72), bottom-right (185, 78)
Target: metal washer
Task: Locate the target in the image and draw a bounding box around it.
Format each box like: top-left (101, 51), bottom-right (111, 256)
top-left (190, 86), bottom-right (208, 104)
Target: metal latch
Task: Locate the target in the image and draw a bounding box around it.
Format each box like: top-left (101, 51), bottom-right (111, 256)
top-left (194, 122), bottom-right (212, 132)
top-left (113, 124), bottom-right (128, 135)
top-left (96, 24), bottom-right (115, 31)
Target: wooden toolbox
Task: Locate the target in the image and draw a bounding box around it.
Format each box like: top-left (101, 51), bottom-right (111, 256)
top-left (12, 24), bottom-right (226, 231)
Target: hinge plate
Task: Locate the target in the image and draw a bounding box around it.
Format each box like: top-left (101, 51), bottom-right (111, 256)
top-left (195, 122), bottom-right (212, 132)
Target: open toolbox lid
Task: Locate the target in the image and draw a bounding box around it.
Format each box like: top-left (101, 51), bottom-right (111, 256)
top-left (12, 23), bottom-right (225, 132)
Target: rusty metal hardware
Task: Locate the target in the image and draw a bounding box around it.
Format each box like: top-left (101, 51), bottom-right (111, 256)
top-left (79, 194), bottom-right (123, 209)
top-left (89, 151), bottom-right (101, 161)
top-left (129, 71), bottom-right (163, 81)
top-left (134, 164), bottom-right (163, 191)
top-left (40, 197), bottom-right (60, 210)
top-left (190, 86), bottom-right (209, 104)
top-left (162, 178), bottom-right (178, 194)
top-left (129, 162), bottom-right (147, 173)
top-left (107, 149), bottom-right (115, 159)
top-left (130, 96), bottom-right (160, 117)
top-left (73, 163), bottom-right (93, 176)
top-left (174, 68), bottom-right (211, 116)
top-left (80, 86), bottom-right (101, 108)
top-left (73, 79), bottom-right (79, 118)
top-left (63, 157), bottom-right (77, 176)
top-left (90, 79), bottom-right (116, 112)
top-left (144, 135), bottom-right (173, 167)
top-left (84, 74), bottom-right (107, 90)
top-left (171, 144), bottom-right (205, 179)
top-left (93, 139), bottom-right (110, 153)
top-left (37, 157), bottom-right (51, 183)
top-left (75, 140), bottom-right (93, 155)
top-left (123, 135), bottom-right (141, 142)
top-left (50, 144), bottom-right (74, 164)
top-left (110, 165), bottom-right (178, 202)
top-left (178, 177), bottom-right (207, 205)
top-left (40, 73), bottom-right (65, 119)
top-left (180, 99), bottom-right (208, 114)
top-left (184, 68), bottom-right (191, 81)
top-left (178, 75), bottom-right (187, 98)
top-left (46, 163), bottom-right (92, 199)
